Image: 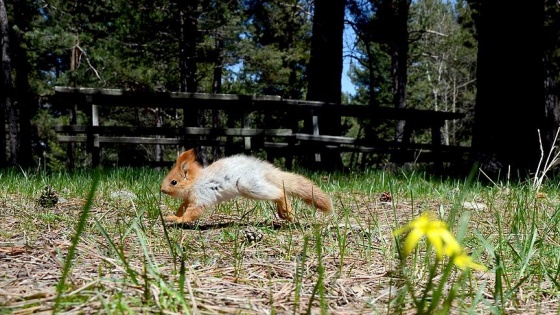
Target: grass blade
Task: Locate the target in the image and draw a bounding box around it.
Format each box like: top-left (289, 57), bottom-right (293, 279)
top-left (53, 171), bottom-right (100, 312)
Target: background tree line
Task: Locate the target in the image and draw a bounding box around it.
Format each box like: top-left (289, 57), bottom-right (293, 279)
top-left (1, 0), bottom-right (559, 176)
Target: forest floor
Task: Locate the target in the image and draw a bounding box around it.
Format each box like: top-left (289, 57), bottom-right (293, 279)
top-left (0, 168), bottom-right (558, 314)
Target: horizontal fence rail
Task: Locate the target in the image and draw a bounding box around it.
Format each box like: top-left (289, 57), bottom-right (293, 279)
top-left (52, 86), bottom-right (468, 169)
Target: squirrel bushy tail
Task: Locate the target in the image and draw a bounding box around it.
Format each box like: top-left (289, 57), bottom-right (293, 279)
top-left (268, 171), bottom-right (332, 213)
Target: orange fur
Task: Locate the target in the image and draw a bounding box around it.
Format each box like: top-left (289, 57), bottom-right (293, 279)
top-left (160, 149), bottom-right (332, 223)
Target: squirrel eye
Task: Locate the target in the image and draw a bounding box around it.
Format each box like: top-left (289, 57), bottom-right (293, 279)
top-left (171, 180), bottom-right (178, 186)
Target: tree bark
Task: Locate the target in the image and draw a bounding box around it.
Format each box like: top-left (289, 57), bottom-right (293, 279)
top-left (11, 65), bottom-right (33, 168)
top-left (388, 0), bottom-right (410, 142)
top-left (179, 0), bottom-right (207, 163)
top-left (212, 34), bottom-right (223, 160)
top-left (12, 9), bottom-right (34, 168)
top-left (212, 35), bottom-right (223, 95)
top-left (284, 3), bottom-right (302, 100)
top-left (471, 1), bottom-right (544, 175)
top-left (0, 0), bottom-right (17, 166)
top-left (0, 0), bottom-right (6, 168)
top-left (179, 1), bottom-right (198, 94)
top-left (543, 56), bottom-right (560, 152)
top-left (543, 0), bottom-right (560, 154)
top-left (305, 0), bottom-right (346, 170)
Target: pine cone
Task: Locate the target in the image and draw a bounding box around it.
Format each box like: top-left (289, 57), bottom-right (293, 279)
top-left (39, 186), bottom-right (59, 208)
top-left (243, 227), bottom-right (263, 243)
top-left (379, 191), bottom-right (392, 202)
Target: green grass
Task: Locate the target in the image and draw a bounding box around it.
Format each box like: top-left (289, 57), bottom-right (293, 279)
top-left (0, 166), bottom-right (559, 314)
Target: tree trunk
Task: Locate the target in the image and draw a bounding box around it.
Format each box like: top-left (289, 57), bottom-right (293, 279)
top-left (471, 1), bottom-right (544, 175)
top-left (305, 0), bottom-right (346, 170)
top-left (179, 0), bottom-right (207, 163)
top-left (12, 14), bottom-right (34, 168)
top-left (365, 44), bottom-right (379, 108)
top-left (212, 35), bottom-right (223, 160)
top-left (0, 0), bottom-right (5, 168)
top-left (542, 0), bottom-right (560, 154)
top-left (0, 93), bottom-right (4, 167)
top-left (390, 0), bottom-right (410, 142)
top-left (284, 3), bottom-right (301, 100)
top-left (66, 43), bottom-right (80, 170)
top-left (0, 0), bottom-right (17, 166)
top-left (179, 1), bottom-right (198, 94)
top-left (543, 56), bottom-right (559, 152)
top-left (212, 36), bottom-right (223, 95)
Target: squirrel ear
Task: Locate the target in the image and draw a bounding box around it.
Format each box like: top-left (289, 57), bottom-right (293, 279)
top-left (177, 149), bottom-right (196, 178)
top-left (180, 161), bottom-right (189, 177)
top-left (178, 149), bottom-right (196, 163)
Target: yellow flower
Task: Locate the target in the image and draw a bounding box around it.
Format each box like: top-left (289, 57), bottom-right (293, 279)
top-left (393, 212), bottom-right (486, 271)
top-left (453, 253), bottom-right (488, 271)
top-left (432, 228), bottom-right (463, 258)
top-left (393, 212), bottom-right (461, 259)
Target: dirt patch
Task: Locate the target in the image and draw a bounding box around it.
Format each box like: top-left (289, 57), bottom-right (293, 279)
top-left (0, 189), bottom-right (552, 314)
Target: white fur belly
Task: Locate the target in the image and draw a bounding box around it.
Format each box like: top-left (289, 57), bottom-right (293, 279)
top-left (191, 176), bottom-right (241, 206)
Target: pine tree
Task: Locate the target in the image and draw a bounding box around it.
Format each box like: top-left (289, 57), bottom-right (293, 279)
top-left (407, 0), bottom-right (476, 145)
top-left (237, 0), bottom-right (312, 99)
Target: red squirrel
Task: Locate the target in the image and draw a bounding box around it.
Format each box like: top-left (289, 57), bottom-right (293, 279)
top-left (160, 149), bottom-right (332, 223)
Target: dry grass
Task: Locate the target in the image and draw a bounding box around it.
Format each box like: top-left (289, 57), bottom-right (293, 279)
top-left (0, 168), bottom-right (559, 314)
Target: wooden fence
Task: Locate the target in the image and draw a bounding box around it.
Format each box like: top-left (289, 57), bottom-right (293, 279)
top-left (52, 87), bottom-right (468, 169)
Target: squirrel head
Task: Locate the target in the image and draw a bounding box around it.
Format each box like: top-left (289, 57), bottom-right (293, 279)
top-left (160, 149), bottom-right (201, 199)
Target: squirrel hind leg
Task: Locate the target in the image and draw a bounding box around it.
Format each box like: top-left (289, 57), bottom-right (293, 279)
top-left (275, 194), bottom-right (294, 222)
top-left (237, 181), bottom-right (294, 221)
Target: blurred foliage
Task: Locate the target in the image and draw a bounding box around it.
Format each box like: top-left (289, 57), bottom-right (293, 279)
top-left (4, 0), bottom-right (484, 169)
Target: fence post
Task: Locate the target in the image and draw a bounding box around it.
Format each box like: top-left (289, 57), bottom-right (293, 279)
top-left (154, 107), bottom-right (163, 169)
top-left (87, 95), bottom-right (100, 167)
top-left (312, 114), bottom-right (321, 162)
top-left (66, 103), bottom-right (77, 170)
top-left (243, 111), bottom-right (251, 154)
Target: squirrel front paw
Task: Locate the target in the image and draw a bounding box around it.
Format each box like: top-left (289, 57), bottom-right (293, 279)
top-left (164, 215), bottom-right (183, 223)
top-left (165, 214), bottom-right (199, 223)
